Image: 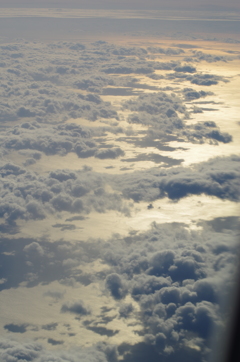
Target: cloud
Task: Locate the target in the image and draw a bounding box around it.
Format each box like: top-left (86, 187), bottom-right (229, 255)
top-left (0, 39), bottom-right (238, 362)
top-left (166, 71), bottom-right (228, 86)
top-left (105, 273), bottom-right (128, 300)
top-left (174, 65), bottom-right (196, 73)
top-left (44, 290), bottom-right (65, 300)
top-left (183, 88), bottom-right (213, 100)
top-left (147, 47), bottom-right (185, 55)
top-left (42, 322), bottom-right (58, 331)
top-left (61, 300), bottom-right (91, 315)
top-left (95, 148), bottom-right (125, 159)
top-left (0, 337), bottom-right (116, 362)
top-left (115, 155), bottom-right (240, 202)
top-left (119, 303), bottom-right (134, 318)
top-left (23, 242), bottom-right (44, 256)
top-left (85, 326), bottom-right (119, 337)
top-left (98, 219), bottom-right (238, 361)
top-left (48, 338), bottom-right (64, 345)
top-left (0, 218), bottom-right (237, 360)
top-left (4, 324), bottom-right (28, 333)
top-left (3, 122), bottom-right (126, 160)
top-left (123, 90), bottom-right (232, 144)
top-left (190, 50), bottom-right (231, 63)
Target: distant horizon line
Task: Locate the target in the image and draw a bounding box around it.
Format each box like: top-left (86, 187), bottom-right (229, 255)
top-left (0, 8), bottom-right (240, 22)
top-left (0, 5), bottom-right (240, 12)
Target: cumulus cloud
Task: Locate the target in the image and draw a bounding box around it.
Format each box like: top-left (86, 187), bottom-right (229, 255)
top-left (0, 337), bottom-right (117, 362)
top-left (119, 303), bottom-right (134, 318)
top-left (61, 300), bottom-right (91, 315)
top-left (105, 273), bottom-right (128, 300)
top-left (123, 91), bottom-right (231, 144)
top-left (23, 242), bottom-right (44, 257)
top-left (2, 122), bottom-right (126, 160)
top-left (166, 71), bottom-right (228, 86)
top-left (0, 39), bottom-right (238, 362)
top-left (99, 219), bottom-right (238, 361)
top-left (4, 324), bottom-right (28, 333)
top-left (0, 219), bottom-right (238, 360)
top-left (114, 155), bottom-right (240, 202)
top-left (0, 162), bottom-right (131, 225)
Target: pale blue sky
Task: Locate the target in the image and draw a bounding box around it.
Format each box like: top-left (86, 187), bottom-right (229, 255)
top-left (0, 0), bottom-right (240, 11)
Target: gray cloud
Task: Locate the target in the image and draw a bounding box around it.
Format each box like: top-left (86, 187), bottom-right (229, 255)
top-left (99, 219), bottom-right (238, 361)
top-left (0, 337), bottom-right (117, 362)
top-left (4, 324), bottom-right (28, 333)
top-left (115, 155), bottom-right (240, 202)
top-left (0, 39), bottom-right (238, 362)
top-left (2, 122), bottom-right (126, 160)
top-left (123, 91), bottom-right (232, 144)
top-left (105, 273), bottom-right (128, 300)
top-left (61, 300), bottom-right (91, 315)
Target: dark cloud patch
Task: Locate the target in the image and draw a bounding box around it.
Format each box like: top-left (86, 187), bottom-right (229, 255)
top-left (173, 44), bottom-right (198, 49)
top-left (102, 65), bottom-right (153, 75)
top-left (52, 223), bottom-right (77, 231)
top-left (174, 65), bottom-right (196, 73)
top-left (111, 47), bottom-right (147, 57)
top-left (183, 88), bottom-right (213, 100)
top-left (147, 47), bottom-right (185, 56)
top-left (47, 338), bottom-right (64, 345)
top-left (42, 323), bottom-right (58, 331)
top-left (4, 324), bottom-right (28, 333)
top-left (166, 71), bottom-right (227, 86)
top-left (191, 51), bottom-right (231, 63)
top-left (86, 326), bottom-right (119, 337)
top-left (105, 273), bottom-right (128, 300)
top-left (102, 87), bottom-right (141, 96)
top-left (121, 153), bottom-right (183, 167)
top-left (65, 215), bottom-right (86, 221)
top-left (119, 303), bottom-right (134, 318)
top-left (190, 74), bottom-right (223, 86)
top-left (95, 147), bottom-right (125, 159)
top-left (17, 107), bottom-right (36, 118)
top-left (61, 300), bottom-right (91, 315)
top-left (116, 135), bottom-right (178, 152)
top-left (205, 216), bottom-right (240, 233)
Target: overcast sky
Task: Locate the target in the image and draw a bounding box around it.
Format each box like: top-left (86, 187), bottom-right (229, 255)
top-left (0, 0), bottom-right (240, 11)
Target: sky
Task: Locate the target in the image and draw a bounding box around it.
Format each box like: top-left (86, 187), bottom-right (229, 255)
top-left (0, 0), bottom-right (240, 11)
top-left (0, 3), bottom-right (240, 362)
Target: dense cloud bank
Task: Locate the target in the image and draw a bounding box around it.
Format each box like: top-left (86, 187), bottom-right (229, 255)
top-left (123, 91), bottom-right (232, 144)
top-left (2, 121), bottom-right (125, 159)
top-left (115, 155), bottom-right (240, 202)
top-left (0, 40), bottom-right (231, 125)
top-left (0, 338), bottom-right (118, 362)
top-left (102, 220), bottom-right (238, 361)
top-left (0, 39), bottom-right (232, 153)
top-left (0, 220), bottom-right (238, 361)
top-left (0, 40), bottom-right (239, 362)
top-left (0, 155), bottom-right (239, 227)
top-left (0, 163), bottom-right (133, 225)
